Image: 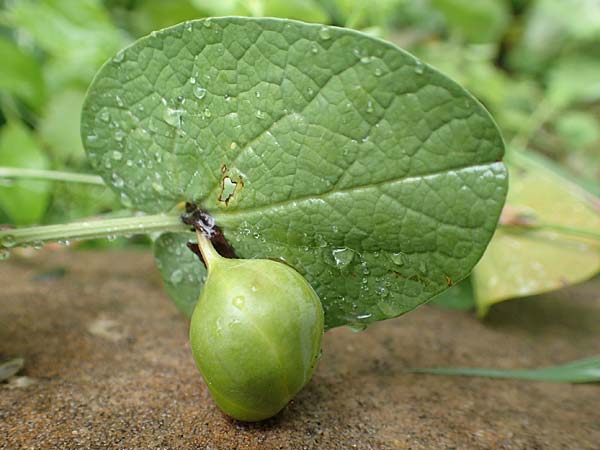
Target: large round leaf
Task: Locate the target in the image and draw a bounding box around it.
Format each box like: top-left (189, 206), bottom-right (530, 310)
top-left (81, 18), bottom-right (507, 329)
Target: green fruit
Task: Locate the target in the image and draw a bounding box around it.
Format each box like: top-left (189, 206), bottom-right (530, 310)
top-left (189, 232), bottom-right (324, 422)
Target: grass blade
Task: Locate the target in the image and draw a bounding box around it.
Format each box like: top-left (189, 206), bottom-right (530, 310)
top-left (410, 356), bottom-right (600, 383)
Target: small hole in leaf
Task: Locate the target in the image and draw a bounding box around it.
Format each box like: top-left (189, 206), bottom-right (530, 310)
top-left (219, 176), bottom-right (238, 205)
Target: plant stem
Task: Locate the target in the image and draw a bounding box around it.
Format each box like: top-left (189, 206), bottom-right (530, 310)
top-left (0, 167), bottom-right (105, 185)
top-left (0, 213), bottom-right (190, 249)
top-left (195, 230), bottom-right (222, 271)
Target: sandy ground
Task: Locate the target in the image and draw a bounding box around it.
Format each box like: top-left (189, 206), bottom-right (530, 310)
top-left (1, 249), bottom-right (598, 449)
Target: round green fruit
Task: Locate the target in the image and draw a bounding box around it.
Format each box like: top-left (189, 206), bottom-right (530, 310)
top-left (189, 232), bottom-right (324, 422)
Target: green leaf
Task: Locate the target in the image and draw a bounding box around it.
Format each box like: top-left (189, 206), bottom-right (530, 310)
top-left (7, 0), bottom-right (127, 87)
top-left (38, 89), bottom-right (87, 164)
top-left (81, 18), bottom-right (507, 329)
top-left (0, 122), bottom-right (51, 225)
top-left (126, 0), bottom-right (206, 37)
top-left (154, 232), bottom-right (206, 317)
top-left (547, 56), bottom-right (600, 108)
top-left (430, 277), bottom-right (475, 310)
top-left (192, 0), bottom-right (330, 23)
top-left (472, 150), bottom-right (600, 316)
top-left (555, 111), bottom-right (600, 152)
top-left (411, 355), bottom-right (600, 384)
top-left (431, 0), bottom-right (510, 44)
top-left (0, 37), bottom-right (46, 111)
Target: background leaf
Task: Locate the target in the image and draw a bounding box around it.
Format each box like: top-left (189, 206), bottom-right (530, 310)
top-left (154, 232), bottom-right (206, 318)
top-left (472, 150), bottom-right (600, 316)
top-left (81, 18), bottom-right (507, 329)
top-left (0, 37), bottom-right (46, 112)
top-left (0, 122), bottom-right (51, 225)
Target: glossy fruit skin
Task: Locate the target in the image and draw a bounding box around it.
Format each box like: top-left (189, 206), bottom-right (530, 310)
top-left (189, 257), bottom-right (324, 422)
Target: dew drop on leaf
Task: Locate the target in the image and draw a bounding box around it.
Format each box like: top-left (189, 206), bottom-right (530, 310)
top-left (0, 249), bottom-right (10, 260)
top-left (152, 182), bottom-right (165, 194)
top-left (318, 26), bottom-right (331, 40)
top-left (113, 50), bottom-right (125, 63)
top-left (1, 235), bottom-right (15, 248)
top-left (170, 269), bottom-right (183, 284)
top-left (347, 323), bottom-right (368, 332)
top-left (111, 150), bottom-right (123, 161)
top-left (163, 107), bottom-right (183, 127)
top-left (391, 252), bottom-right (406, 266)
top-left (332, 248), bottom-right (354, 269)
top-left (192, 86), bottom-right (207, 100)
top-left (414, 60), bottom-right (424, 74)
top-left (99, 109), bottom-right (111, 122)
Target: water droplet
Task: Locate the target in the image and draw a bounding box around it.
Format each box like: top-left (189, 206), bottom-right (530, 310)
top-left (115, 95), bottom-right (124, 107)
top-left (353, 48), bottom-right (361, 59)
top-left (377, 286), bottom-right (389, 297)
top-left (391, 252), bottom-right (406, 266)
top-left (0, 249), bottom-right (10, 260)
top-left (374, 68), bottom-right (382, 77)
top-left (32, 240), bottom-right (43, 250)
top-left (152, 182), bottom-right (165, 194)
top-left (318, 26), bottom-right (331, 40)
top-left (184, 21), bottom-right (192, 32)
top-left (170, 269), bottom-right (183, 284)
top-left (58, 240), bottom-right (71, 247)
top-left (176, 95), bottom-right (185, 103)
top-left (203, 107), bottom-right (212, 118)
top-left (332, 248), bottom-right (354, 269)
top-left (1, 235), bottom-right (16, 248)
top-left (113, 130), bottom-right (126, 142)
top-left (306, 87), bottom-right (314, 96)
top-left (99, 109), bottom-right (111, 122)
top-left (113, 50), bottom-right (124, 63)
top-left (189, 77), bottom-right (196, 84)
top-left (255, 110), bottom-right (265, 119)
top-left (163, 107), bottom-right (183, 127)
top-left (193, 86), bottom-right (207, 100)
top-left (347, 323), bottom-right (367, 332)
top-left (86, 135), bottom-right (98, 144)
top-left (311, 44), bottom-right (319, 54)
top-left (230, 142), bottom-right (237, 150)
top-left (106, 235), bottom-right (117, 241)
top-left (203, 18), bottom-right (212, 28)
top-left (232, 295), bottom-right (245, 309)
top-left (360, 55), bottom-right (371, 64)
top-left (377, 301), bottom-right (396, 317)
top-left (356, 313), bottom-right (372, 320)
top-left (414, 60), bottom-right (424, 74)
top-left (366, 100), bottom-right (374, 113)
top-left (255, 90), bottom-right (261, 98)
top-left (111, 150), bottom-right (123, 161)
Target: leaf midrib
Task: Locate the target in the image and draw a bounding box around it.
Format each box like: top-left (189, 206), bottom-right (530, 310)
top-left (211, 161), bottom-right (503, 221)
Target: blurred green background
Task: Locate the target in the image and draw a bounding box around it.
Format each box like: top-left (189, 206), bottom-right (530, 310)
top-left (0, 0), bottom-right (598, 313)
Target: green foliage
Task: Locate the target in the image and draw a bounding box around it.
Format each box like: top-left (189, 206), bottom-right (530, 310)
top-left (431, 0), bottom-right (510, 43)
top-left (0, 122), bottom-right (51, 224)
top-left (6, 0), bottom-right (127, 88)
top-left (80, 18), bottom-right (507, 329)
top-left (0, 37), bottom-right (46, 112)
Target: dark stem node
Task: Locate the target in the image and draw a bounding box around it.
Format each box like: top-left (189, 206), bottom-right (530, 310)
top-left (181, 202), bottom-right (237, 261)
